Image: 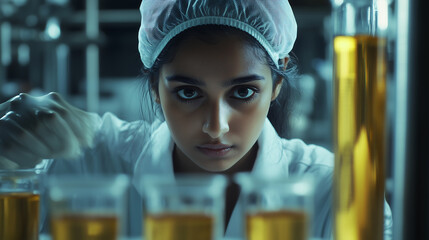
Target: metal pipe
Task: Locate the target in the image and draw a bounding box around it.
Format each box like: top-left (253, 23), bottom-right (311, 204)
top-left (85, 0), bottom-right (99, 112)
top-left (1, 22), bottom-right (11, 67)
top-left (392, 0), bottom-right (409, 238)
top-left (393, 0), bottom-right (429, 239)
top-left (43, 44), bottom-right (56, 92)
top-left (56, 44), bottom-right (69, 97)
top-left (0, 63), bottom-right (5, 96)
top-left (0, 22), bottom-right (11, 98)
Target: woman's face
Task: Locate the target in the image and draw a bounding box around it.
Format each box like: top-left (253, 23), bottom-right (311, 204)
top-left (157, 34), bottom-right (282, 173)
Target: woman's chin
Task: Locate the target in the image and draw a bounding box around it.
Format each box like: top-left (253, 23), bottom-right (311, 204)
top-left (195, 158), bottom-right (237, 173)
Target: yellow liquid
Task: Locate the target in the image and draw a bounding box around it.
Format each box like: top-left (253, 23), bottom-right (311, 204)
top-left (333, 35), bottom-right (386, 240)
top-left (246, 210), bottom-right (308, 240)
top-left (145, 213), bottom-right (214, 240)
top-left (50, 214), bottom-right (119, 240)
top-left (0, 192), bottom-right (40, 240)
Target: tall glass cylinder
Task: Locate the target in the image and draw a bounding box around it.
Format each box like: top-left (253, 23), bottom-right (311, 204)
top-left (331, 0), bottom-right (389, 240)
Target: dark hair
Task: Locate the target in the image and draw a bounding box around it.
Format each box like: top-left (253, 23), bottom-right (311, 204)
top-left (140, 25), bottom-right (298, 138)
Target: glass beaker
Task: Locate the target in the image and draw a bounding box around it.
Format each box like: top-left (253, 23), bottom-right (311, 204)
top-left (139, 174), bottom-right (227, 240)
top-left (331, 0), bottom-right (391, 239)
top-left (0, 168), bottom-right (44, 240)
top-left (47, 174), bottom-right (129, 240)
top-left (235, 173), bottom-right (314, 240)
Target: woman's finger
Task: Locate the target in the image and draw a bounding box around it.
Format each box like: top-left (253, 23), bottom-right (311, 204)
top-left (41, 94), bottom-right (98, 148)
top-left (0, 156), bottom-right (20, 170)
top-left (38, 110), bottom-right (81, 159)
top-left (0, 115), bottom-right (43, 168)
top-left (0, 101), bottom-right (10, 116)
top-left (2, 111), bottom-right (52, 157)
top-left (0, 92), bottom-right (95, 166)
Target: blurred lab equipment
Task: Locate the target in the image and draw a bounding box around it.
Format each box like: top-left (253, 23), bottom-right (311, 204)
top-left (235, 173), bottom-right (314, 240)
top-left (1, 0), bottom-right (70, 97)
top-left (47, 174), bottom-right (130, 240)
top-left (139, 174), bottom-right (227, 240)
top-left (0, 0), bottom-right (102, 112)
top-left (331, 0), bottom-right (391, 239)
top-left (0, 167), bottom-right (44, 240)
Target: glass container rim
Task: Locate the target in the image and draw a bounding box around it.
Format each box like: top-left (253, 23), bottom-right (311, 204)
top-left (139, 173), bottom-right (228, 197)
top-left (234, 173), bottom-right (315, 195)
top-left (140, 173), bottom-right (227, 187)
top-left (330, 0), bottom-right (394, 7)
top-left (0, 168), bottom-right (45, 176)
top-left (46, 174), bottom-right (130, 193)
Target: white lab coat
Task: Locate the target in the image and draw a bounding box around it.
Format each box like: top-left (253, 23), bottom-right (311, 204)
top-left (42, 113), bottom-right (393, 239)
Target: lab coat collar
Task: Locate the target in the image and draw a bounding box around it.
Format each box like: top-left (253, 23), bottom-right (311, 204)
top-left (224, 118), bottom-right (288, 237)
top-left (250, 118), bottom-right (288, 178)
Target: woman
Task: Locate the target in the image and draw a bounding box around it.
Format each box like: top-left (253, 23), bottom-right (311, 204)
top-left (0, 0), bottom-right (392, 238)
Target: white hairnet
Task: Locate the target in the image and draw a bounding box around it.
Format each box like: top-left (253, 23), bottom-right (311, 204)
top-left (138, 0), bottom-right (297, 69)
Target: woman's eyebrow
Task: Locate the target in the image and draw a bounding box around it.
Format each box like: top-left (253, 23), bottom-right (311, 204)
top-left (224, 74), bottom-right (265, 86)
top-left (166, 75), bottom-right (204, 86)
top-left (165, 74), bottom-right (265, 86)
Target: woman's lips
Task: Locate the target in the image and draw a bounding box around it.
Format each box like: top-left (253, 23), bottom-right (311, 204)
top-left (197, 144), bottom-right (233, 158)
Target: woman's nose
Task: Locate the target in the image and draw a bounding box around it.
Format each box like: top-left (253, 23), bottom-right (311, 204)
top-left (202, 101), bottom-right (230, 139)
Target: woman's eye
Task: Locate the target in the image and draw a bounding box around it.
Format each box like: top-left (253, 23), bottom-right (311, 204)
top-left (177, 88), bottom-right (200, 100)
top-left (232, 87), bottom-right (256, 100)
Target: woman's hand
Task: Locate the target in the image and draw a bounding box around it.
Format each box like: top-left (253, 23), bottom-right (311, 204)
top-left (0, 92), bottom-right (98, 169)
